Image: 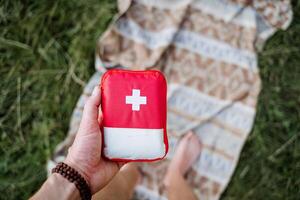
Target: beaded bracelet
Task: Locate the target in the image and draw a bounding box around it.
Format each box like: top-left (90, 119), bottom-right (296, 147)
top-left (52, 162), bottom-right (91, 200)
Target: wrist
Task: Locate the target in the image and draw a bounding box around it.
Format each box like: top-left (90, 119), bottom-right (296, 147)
top-left (65, 156), bottom-right (91, 185)
top-left (31, 173), bottom-right (80, 200)
top-left (51, 174), bottom-right (81, 200)
top-left (52, 162), bottom-right (92, 199)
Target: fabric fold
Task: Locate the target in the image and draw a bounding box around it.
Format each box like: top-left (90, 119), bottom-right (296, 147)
top-left (48, 0), bottom-right (293, 199)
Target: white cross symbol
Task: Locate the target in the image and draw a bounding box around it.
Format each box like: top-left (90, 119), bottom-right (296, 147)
top-left (125, 89), bottom-right (147, 111)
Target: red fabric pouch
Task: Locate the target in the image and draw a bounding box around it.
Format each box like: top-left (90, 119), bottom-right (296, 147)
top-left (100, 69), bottom-right (168, 162)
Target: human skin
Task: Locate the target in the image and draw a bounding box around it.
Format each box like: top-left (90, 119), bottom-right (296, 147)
top-left (31, 86), bottom-right (123, 199)
top-left (31, 86), bottom-right (202, 200)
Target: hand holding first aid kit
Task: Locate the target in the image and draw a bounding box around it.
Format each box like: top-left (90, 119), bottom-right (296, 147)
top-left (100, 69), bottom-right (168, 162)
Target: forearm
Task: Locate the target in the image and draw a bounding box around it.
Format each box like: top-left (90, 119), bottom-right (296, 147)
top-left (30, 173), bottom-right (80, 200)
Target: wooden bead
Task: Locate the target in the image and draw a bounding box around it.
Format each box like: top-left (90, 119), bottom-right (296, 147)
top-left (52, 162), bottom-right (91, 200)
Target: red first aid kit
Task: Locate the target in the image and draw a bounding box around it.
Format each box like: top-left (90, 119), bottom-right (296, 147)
top-left (100, 69), bottom-right (168, 162)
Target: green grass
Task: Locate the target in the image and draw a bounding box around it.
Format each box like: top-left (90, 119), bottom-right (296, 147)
top-left (0, 0), bottom-right (299, 199)
top-left (0, 0), bottom-right (116, 199)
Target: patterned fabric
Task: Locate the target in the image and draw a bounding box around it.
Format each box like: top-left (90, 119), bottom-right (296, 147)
top-left (48, 0), bottom-right (292, 199)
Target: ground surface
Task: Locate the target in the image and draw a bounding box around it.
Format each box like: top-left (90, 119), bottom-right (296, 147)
top-left (0, 1), bottom-right (299, 199)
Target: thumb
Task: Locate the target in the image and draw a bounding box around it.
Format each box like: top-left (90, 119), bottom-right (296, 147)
top-left (77, 85), bottom-right (102, 135)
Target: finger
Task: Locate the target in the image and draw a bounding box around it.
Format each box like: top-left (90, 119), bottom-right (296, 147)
top-left (78, 85), bottom-right (101, 135)
top-left (186, 131), bottom-right (194, 138)
top-left (68, 147), bottom-right (72, 154)
top-left (97, 107), bottom-right (103, 125)
top-left (117, 162), bottom-right (126, 169)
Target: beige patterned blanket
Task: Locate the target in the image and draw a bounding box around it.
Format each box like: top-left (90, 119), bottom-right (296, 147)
top-left (48, 0), bottom-right (292, 199)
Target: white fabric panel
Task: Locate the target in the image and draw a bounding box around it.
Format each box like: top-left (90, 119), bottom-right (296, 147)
top-left (137, 0), bottom-right (192, 10)
top-left (104, 127), bottom-right (165, 159)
